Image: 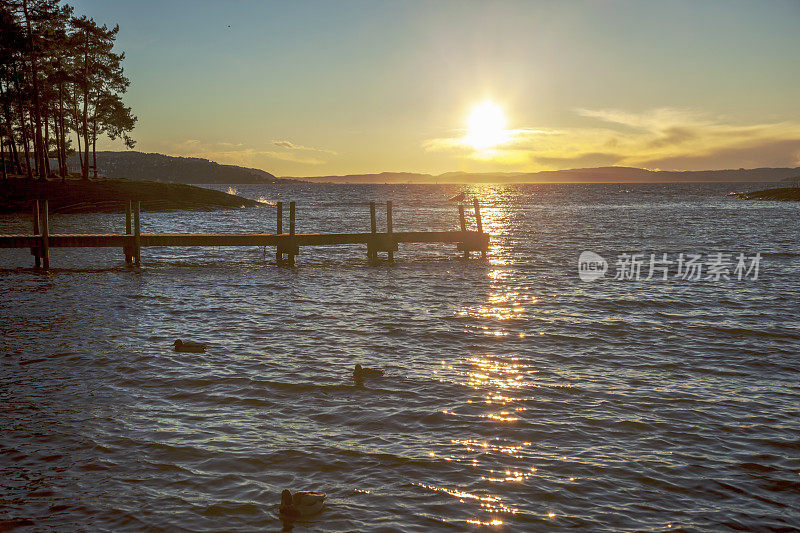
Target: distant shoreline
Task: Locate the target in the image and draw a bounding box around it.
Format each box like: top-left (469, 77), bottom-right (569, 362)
top-left (737, 187), bottom-right (800, 201)
top-left (285, 165), bottom-right (800, 184)
top-left (3, 177), bottom-right (797, 216)
top-left (0, 177), bottom-right (260, 214)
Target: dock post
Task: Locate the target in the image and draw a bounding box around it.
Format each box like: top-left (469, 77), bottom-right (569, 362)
top-left (276, 201), bottom-right (283, 264)
top-left (288, 201), bottom-right (296, 266)
top-left (458, 203), bottom-right (469, 259)
top-left (124, 201), bottom-right (133, 264)
top-left (473, 198), bottom-right (486, 258)
top-left (369, 201), bottom-right (377, 263)
top-left (133, 201), bottom-right (141, 266)
top-left (386, 200), bottom-right (394, 262)
top-left (40, 200), bottom-right (50, 269)
top-left (32, 200), bottom-right (40, 268)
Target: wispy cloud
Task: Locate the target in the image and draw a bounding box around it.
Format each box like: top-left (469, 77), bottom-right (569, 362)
top-left (423, 108), bottom-right (800, 171)
top-left (167, 139), bottom-right (331, 167)
top-left (273, 140), bottom-right (337, 155)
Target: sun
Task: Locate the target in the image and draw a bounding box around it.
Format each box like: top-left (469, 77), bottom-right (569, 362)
top-left (465, 101), bottom-right (508, 150)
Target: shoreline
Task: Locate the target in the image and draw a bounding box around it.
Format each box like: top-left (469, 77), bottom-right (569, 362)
top-left (737, 187), bottom-right (800, 201)
top-left (0, 177), bottom-right (260, 214)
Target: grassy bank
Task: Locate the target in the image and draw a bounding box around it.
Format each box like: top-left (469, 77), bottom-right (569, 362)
top-left (738, 187), bottom-right (800, 201)
top-left (0, 177), bottom-right (260, 213)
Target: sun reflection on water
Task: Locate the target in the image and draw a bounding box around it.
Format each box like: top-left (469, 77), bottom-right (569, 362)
top-left (467, 518), bottom-right (504, 526)
top-left (433, 187), bottom-right (544, 526)
top-left (466, 357), bottom-right (525, 390)
top-left (417, 483), bottom-right (519, 516)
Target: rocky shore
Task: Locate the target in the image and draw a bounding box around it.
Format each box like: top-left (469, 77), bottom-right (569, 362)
top-left (0, 177), bottom-right (260, 214)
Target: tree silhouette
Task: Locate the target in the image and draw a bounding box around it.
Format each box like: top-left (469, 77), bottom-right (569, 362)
top-left (0, 0), bottom-right (135, 181)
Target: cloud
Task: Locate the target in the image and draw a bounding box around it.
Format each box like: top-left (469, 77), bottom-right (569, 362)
top-left (273, 140), bottom-right (337, 155)
top-left (166, 140), bottom-right (330, 167)
top-left (423, 108), bottom-right (800, 171)
top-left (639, 138), bottom-right (800, 170)
top-left (535, 152), bottom-right (625, 168)
top-left (576, 107), bottom-right (705, 130)
top-left (262, 151), bottom-right (326, 164)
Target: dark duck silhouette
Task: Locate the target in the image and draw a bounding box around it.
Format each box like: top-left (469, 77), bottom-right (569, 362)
top-left (172, 339), bottom-right (206, 353)
top-left (279, 489), bottom-right (326, 518)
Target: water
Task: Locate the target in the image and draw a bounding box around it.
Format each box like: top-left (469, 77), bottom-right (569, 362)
top-left (0, 183), bottom-right (798, 531)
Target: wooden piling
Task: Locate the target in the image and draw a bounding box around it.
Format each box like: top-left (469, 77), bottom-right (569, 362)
top-left (369, 201), bottom-right (377, 263)
top-left (276, 201), bottom-right (283, 264)
top-left (473, 198), bottom-right (483, 234)
top-left (386, 200), bottom-right (394, 262)
top-left (40, 200), bottom-right (50, 269)
top-left (458, 203), bottom-right (468, 258)
top-left (32, 200), bottom-right (40, 268)
top-left (473, 198), bottom-right (485, 258)
top-left (124, 201), bottom-right (133, 264)
top-left (133, 201), bottom-right (141, 265)
top-left (288, 201), bottom-right (296, 266)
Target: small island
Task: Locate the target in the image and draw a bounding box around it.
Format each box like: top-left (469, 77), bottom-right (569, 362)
top-left (0, 177), bottom-right (260, 214)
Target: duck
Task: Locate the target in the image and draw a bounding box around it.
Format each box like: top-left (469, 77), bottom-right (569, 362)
top-left (172, 339), bottom-right (206, 353)
top-left (353, 363), bottom-right (384, 382)
top-left (448, 192), bottom-right (466, 202)
top-left (279, 489), bottom-right (326, 518)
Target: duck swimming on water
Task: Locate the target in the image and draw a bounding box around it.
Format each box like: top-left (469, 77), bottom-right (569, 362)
top-left (172, 339), bottom-right (206, 353)
top-left (353, 363), bottom-right (384, 383)
top-left (279, 489), bottom-right (326, 518)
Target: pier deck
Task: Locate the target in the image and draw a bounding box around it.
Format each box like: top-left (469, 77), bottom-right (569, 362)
top-left (0, 199), bottom-right (490, 268)
top-left (0, 230), bottom-right (488, 249)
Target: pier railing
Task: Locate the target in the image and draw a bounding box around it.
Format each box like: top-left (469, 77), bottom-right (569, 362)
top-left (0, 199), bottom-right (490, 269)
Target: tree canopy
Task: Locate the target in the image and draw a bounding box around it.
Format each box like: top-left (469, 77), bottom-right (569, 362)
top-left (0, 0), bottom-right (136, 181)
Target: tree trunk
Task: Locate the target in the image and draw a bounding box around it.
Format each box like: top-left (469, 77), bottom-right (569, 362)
top-left (58, 81), bottom-right (67, 179)
top-left (1, 128), bottom-right (7, 180)
top-left (0, 78), bottom-right (22, 173)
top-left (71, 91), bottom-right (83, 176)
top-left (82, 98), bottom-right (89, 179)
top-left (28, 110), bottom-right (38, 177)
top-left (52, 110), bottom-right (62, 177)
top-left (11, 140), bottom-right (21, 174)
top-left (91, 117), bottom-right (97, 178)
top-left (81, 30), bottom-right (90, 180)
top-left (22, 0), bottom-right (47, 181)
top-left (13, 65), bottom-right (33, 180)
top-left (43, 104), bottom-right (52, 178)
top-left (11, 141), bottom-right (21, 174)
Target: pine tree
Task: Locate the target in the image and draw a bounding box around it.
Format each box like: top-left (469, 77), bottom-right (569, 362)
top-left (0, 0), bottom-right (135, 181)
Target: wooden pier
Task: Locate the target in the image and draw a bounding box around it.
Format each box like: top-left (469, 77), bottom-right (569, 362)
top-left (0, 199), bottom-right (490, 268)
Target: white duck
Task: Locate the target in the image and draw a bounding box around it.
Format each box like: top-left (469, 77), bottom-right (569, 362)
top-left (279, 489), bottom-right (326, 518)
top-left (172, 339), bottom-right (206, 353)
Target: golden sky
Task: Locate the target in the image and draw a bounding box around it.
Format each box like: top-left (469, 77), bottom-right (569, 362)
top-left (78, 0), bottom-right (800, 176)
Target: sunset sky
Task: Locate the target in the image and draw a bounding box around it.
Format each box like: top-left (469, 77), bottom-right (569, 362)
top-left (73, 0), bottom-right (800, 176)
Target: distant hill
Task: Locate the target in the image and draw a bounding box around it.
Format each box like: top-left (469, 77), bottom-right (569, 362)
top-left (60, 152), bottom-right (800, 185)
top-left (66, 151), bottom-right (298, 184)
top-left (295, 166), bottom-right (800, 184)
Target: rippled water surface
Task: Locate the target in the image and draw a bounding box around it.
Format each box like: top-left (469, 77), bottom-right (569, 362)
top-left (1, 183), bottom-right (798, 531)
